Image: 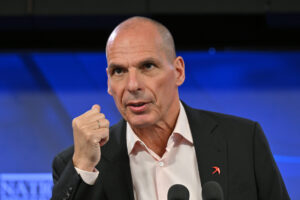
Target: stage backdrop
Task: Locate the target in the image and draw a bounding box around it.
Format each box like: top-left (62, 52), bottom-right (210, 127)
top-left (0, 50), bottom-right (299, 199)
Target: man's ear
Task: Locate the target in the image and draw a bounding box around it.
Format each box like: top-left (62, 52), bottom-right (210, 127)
top-left (106, 68), bottom-right (112, 95)
top-left (107, 85), bottom-right (112, 96)
top-left (174, 56), bottom-right (185, 86)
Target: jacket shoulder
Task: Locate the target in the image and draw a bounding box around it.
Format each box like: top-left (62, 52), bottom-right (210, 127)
top-left (200, 109), bottom-right (256, 126)
top-left (182, 101), bottom-right (256, 126)
top-left (183, 103), bottom-right (258, 139)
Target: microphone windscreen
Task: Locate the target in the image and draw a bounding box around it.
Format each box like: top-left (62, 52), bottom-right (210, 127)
top-left (167, 184), bottom-right (190, 200)
top-left (202, 181), bottom-right (224, 200)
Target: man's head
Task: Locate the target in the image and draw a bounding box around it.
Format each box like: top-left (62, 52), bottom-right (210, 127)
top-left (106, 16), bottom-right (185, 128)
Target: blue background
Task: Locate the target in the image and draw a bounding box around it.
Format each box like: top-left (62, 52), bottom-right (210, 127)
top-left (0, 50), bottom-right (299, 199)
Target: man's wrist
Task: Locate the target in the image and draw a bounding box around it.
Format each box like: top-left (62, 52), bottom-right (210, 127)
top-left (74, 167), bottom-right (99, 185)
top-left (72, 155), bottom-right (97, 172)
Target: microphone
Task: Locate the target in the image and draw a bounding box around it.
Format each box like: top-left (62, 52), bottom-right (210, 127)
top-left (167, 184), bottom-right (190, 200)
top-left (202, 181), bottom-right (224, 200)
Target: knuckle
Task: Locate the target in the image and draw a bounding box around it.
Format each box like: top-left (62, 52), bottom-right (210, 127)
top-left (100, 119), bottom-right (109, 127)
top-left (105, 119), bottom-right (110, 126)
top-left (93, 138), bottom-right (99, 144)
top-left (98, 113), bottom-right (105, 119)
top-left (81, 125), bottom-right (90, 131)
top-left (103, 128), bottom-right (109, 136)
top-left (91, 108), bottom-right (99, 113)
top-left (98, 128), bottom-right (107, 135)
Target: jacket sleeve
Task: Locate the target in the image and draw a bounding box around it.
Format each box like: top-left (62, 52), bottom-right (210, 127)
top-left (253, 122), bottom-right (290, 200)
top-left (51, 154), bottom-right (106, 200)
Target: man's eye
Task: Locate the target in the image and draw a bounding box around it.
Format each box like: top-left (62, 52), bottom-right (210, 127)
top-left (112, 68), bottom-right (124, 75)
top-left (144, 63), bottom-right (155, 70)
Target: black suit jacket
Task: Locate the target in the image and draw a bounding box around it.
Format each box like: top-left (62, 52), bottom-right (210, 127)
top-left (51, 103), bottom-right (290, 200)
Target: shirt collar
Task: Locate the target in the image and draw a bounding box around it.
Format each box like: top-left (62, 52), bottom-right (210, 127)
top-left (126, 102), bottom-right (194, 155)
top-left (173, 102), bottom-right (193, 144)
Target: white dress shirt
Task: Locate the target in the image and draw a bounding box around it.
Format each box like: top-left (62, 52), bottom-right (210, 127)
top-left (127, 102), bottom-right (202, 200)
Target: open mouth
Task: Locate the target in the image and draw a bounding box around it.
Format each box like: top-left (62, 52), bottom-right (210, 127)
top-left (127, 102), bottom-right (146, 107)
top-left (127, 102), bottom-right (148, 112)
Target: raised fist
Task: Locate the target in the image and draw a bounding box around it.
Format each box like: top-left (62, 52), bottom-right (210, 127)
top-left (72, 104), bottom-right (109, 172)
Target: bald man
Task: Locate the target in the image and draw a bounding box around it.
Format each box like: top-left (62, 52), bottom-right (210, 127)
top-left (51, 17), bottom-right (289, 200)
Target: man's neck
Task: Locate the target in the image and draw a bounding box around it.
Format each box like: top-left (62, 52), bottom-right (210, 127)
top-left (131, 107), bottom-right (180, 157)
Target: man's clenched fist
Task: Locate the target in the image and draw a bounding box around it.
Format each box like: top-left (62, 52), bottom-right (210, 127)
top-left (72, 104), bottom-right (109, 172)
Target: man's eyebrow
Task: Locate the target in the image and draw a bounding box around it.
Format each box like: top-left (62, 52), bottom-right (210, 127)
top-left (108, 63), bottom-right (125, 69)
top-left (138, 58), bottom-right (159, 66)
top-left (108, 58), bottom-right (159, 69)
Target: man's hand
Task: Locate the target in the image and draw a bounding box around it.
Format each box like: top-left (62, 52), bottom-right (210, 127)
top-left (72, 104), bottom-right (109, 172)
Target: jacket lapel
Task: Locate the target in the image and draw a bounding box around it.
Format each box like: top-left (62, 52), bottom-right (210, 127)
top-left (97, 120), bottom-right (134, 200)
top-left (183, 102), bottom-right (228, 199)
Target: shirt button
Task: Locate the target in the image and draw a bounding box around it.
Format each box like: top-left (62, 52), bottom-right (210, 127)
top-left (159, 161), bottom-right (164, 167)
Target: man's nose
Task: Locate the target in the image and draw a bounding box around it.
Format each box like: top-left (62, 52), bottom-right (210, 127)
top-left (127, 69), bottom-right (141, 92)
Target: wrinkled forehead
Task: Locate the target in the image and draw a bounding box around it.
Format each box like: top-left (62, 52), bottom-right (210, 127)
top-left (106, 45), bottom-right (166, 71)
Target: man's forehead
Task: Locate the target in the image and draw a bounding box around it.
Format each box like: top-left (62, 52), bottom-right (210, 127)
top-left (107, 49), bottom-right (162, 68)
top-left (108, 29), bottom-right (161, 48)
top-left (107, 21), bottom-right (162, 50)
top-left (106, 34), bottom-right (164, 62)
top-left (105, 21), bottom-right (173, 66)
top-left (108, 40), bottom-right (162, 55)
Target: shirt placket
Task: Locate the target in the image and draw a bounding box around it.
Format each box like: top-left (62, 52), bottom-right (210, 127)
top-left (155, 135), bottom-right (176, 200)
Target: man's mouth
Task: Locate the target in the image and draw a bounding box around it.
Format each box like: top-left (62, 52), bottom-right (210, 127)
top-left (127, 102), bottom-right (146, 107)
top-left (126, 102), bottom-right (149, 113)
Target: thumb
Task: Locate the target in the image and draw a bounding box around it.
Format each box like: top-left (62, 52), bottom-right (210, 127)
top-left (91, 104), bottom-right (101, 112)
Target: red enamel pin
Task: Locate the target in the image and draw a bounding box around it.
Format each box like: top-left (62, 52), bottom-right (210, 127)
top-left (212, 166), bottom-right (221, 175)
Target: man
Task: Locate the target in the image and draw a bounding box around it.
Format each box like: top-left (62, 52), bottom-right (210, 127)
top-left (51, 16), bottom-right (290, 200)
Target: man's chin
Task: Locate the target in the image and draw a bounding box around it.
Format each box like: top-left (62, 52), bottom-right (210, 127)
top-left (127, 117), bottom-right (155, 129)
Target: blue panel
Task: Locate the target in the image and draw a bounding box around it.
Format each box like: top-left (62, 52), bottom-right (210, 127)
top-left (0, 53), bottom-right (73, 173)
top-left (0, 50), bottom-right (299, 199)
top-left (0, 54), bottom-right (39, 91)
top-left (31, 52), bottom-right (121, 124)
top-left (179, 51), bottom-right (300, 90)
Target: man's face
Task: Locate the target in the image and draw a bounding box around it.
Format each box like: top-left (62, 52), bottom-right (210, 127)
top-left (106, 26), bottom-right (185, 128)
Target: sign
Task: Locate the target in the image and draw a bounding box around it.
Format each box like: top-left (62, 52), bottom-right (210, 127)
top-left (0, 173), bottom-right (53, 200)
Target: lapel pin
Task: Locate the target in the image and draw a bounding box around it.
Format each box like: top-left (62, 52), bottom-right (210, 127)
top-left (212, 166), bottom-right (221, 175)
